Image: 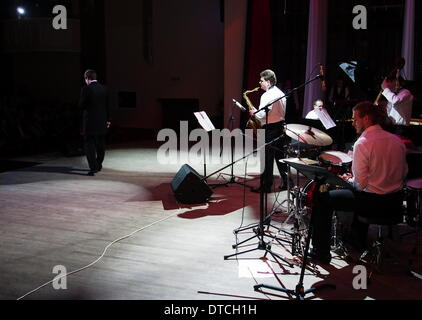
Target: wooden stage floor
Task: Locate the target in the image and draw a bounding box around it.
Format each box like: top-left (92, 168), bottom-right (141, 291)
top-left (1, 143), bottom-right (421, 301)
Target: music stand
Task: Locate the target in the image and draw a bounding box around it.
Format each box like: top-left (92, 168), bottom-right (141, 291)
top-left (254, 161), bottom-right (351, 300)
top-left (195, 109), bottom-right (253, 189)
top-left (194, 111), bottom-right (215, 180)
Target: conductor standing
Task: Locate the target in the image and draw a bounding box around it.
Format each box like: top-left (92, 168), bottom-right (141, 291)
top-left (79, 69), bottom-right (110, 176)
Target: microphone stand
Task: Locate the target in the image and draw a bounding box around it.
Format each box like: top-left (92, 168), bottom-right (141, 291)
top-left (254, 162), bottom-right (338, 300)
top-left (224, 101), bottom-right (294, 267)
top-left (212, 101), bottom-right (253, 189)
top-left (224, 74), bottom-right (324, 265)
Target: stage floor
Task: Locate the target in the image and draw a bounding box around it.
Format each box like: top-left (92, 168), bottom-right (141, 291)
top-left (0, 143), bottom-right (421, 301)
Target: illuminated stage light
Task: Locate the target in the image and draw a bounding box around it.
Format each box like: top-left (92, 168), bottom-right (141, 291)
top-left (17, 7), bottom-right (26, 16)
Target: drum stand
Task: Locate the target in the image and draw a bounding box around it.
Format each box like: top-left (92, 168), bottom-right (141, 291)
top-left (224, 134), bottom-right (294, 268)
top-left (401, 183), bottom-right (422, 279)
top-left (279, 142), bottom-right (316, 257)
top-left (255, 179), bottom-right (335, 300)
top-left (330, 212), bottom-right (348, 257)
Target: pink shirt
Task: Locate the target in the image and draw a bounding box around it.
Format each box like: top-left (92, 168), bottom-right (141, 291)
top-left (352, 124), bottom-right (408, 194)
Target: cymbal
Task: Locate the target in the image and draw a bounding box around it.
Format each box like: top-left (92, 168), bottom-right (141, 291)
top-left (285, 124), bottom-right (333, 147)
top-left (281, 157), bottom-right (319, 166)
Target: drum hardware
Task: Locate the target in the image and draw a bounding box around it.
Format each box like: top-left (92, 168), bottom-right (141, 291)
top-left (400, 179), bottom-right (422, 280)
top-left (285, 123), bottom-right (333, 147)
top-left (254, 162), bottom-right (339, 300)
top-left (224, 106), bottom-right (294, 268)
top-left (254, 75), bottom-right (338, 299)
top-left (404, 179), bottom-right (422, 228)
top-left (331, 212), bottom-right (348, 257)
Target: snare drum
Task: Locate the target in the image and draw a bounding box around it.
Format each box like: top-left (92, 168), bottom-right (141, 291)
top-left (319, 151), bottom-right (352, 175)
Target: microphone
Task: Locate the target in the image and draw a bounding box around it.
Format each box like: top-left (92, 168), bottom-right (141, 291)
top-left (319, 64), bottom-right (326, 90)
top-left (232, 99), bottom-right (246, 112)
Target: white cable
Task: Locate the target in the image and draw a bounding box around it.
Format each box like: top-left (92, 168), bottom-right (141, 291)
top-left (17, 210), bottom-right (181, 300)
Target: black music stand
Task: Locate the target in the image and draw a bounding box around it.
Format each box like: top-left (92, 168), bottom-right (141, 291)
top-left (193, 111), bottom-right (216, 180)
top-left (254, 161), bottom-right (352, 300)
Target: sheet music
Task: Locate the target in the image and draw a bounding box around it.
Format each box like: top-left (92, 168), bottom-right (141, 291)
top-left (314, 108), bottom-right (337, 130)
top-left (194, 111), bottom-right (216, 132)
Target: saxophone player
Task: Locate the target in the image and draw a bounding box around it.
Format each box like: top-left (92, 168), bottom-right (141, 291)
top-left (249, 69), bottom-right (292, 193)
top-left (381, 75), bottom-right (414, 138)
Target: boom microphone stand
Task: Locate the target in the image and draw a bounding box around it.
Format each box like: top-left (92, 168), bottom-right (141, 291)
top-left (224, 98), bottom-right (295, 267)
top-left (254, 161), bottom-right (352, 299)
top-left (225, 74), bottom-right (325, 262)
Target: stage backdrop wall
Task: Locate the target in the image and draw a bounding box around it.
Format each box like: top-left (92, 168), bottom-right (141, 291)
top-left (105, 0), bottom-right (224, 132)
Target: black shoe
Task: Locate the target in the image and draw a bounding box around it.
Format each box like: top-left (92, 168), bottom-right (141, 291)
top-left (87, 170), bottom-right (98, 176)
top-left (98, 164), bottom-right (102, 172)
top-left (251, 187), bottom-right (272, 193)
top-left (308, 248), bottom-right (332, 264)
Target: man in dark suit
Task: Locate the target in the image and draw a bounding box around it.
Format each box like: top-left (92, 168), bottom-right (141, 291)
top-left (79, 69), bottom-right (110, 176)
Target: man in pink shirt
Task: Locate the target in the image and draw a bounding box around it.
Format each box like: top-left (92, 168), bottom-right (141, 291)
top-left (309, 101), bottom-right (407, 264)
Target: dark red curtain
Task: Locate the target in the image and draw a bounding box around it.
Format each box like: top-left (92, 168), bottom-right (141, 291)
top-left (243, 0), bottom-right (273, 108)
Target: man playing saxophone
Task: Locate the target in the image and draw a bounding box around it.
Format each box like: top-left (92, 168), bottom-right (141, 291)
top-left (381, 75), bottom-right (414, 138)
top-left (249, 69), bottom-right (291, 193)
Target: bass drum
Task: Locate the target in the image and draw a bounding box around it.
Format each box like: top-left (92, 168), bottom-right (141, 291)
top-left (297, 181), bottom-right (319, 229)
top-left (290, 180), bottom-right (319, 257)
top-left (297, 180), bottom-right (346, 252)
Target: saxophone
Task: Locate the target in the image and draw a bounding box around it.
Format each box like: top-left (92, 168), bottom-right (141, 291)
top-left (243, 87), bottom-right (261, 130)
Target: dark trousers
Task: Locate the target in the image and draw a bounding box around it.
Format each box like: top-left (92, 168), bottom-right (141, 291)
top-left (84, 134), bottom-right (106, 171)
top-left (261, 121), bottom-right (288, 190)
top-left (311, 188), bottom-right (403, 254)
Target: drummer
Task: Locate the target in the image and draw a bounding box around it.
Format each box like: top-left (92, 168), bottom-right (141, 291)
top-left (309, 101), bottom-right (408, 264)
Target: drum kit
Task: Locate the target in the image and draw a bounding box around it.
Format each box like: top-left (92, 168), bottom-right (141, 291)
top-left (281, 123), bottom-right (422, 257)
top-left (280, 123), bottom-right (354, 255)
top-left (283, 123), bottom-right (352, 184)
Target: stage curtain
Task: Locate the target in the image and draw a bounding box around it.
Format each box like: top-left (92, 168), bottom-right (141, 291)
top-left (302, 0), bottom-right (328, 118)
top-left (224, 0), bottom-right (248, 129)
top-left (243, 0), bottom-right (273, 109)
top-left (401, 0), bottom-right (415, 81)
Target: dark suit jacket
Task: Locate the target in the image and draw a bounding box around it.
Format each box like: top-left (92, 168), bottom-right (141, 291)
top-left (79, 82), bottom-right (109, 135)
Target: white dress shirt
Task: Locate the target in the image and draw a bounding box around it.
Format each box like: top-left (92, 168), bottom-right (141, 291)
top-left (305, 110), bottom-right (319, 120)
top-left (352, 124), bottom-right (408, 194)
top-left (382, 88), bottom-right (413, 125)
top-left (254, 86), bottom-right (286, 125)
